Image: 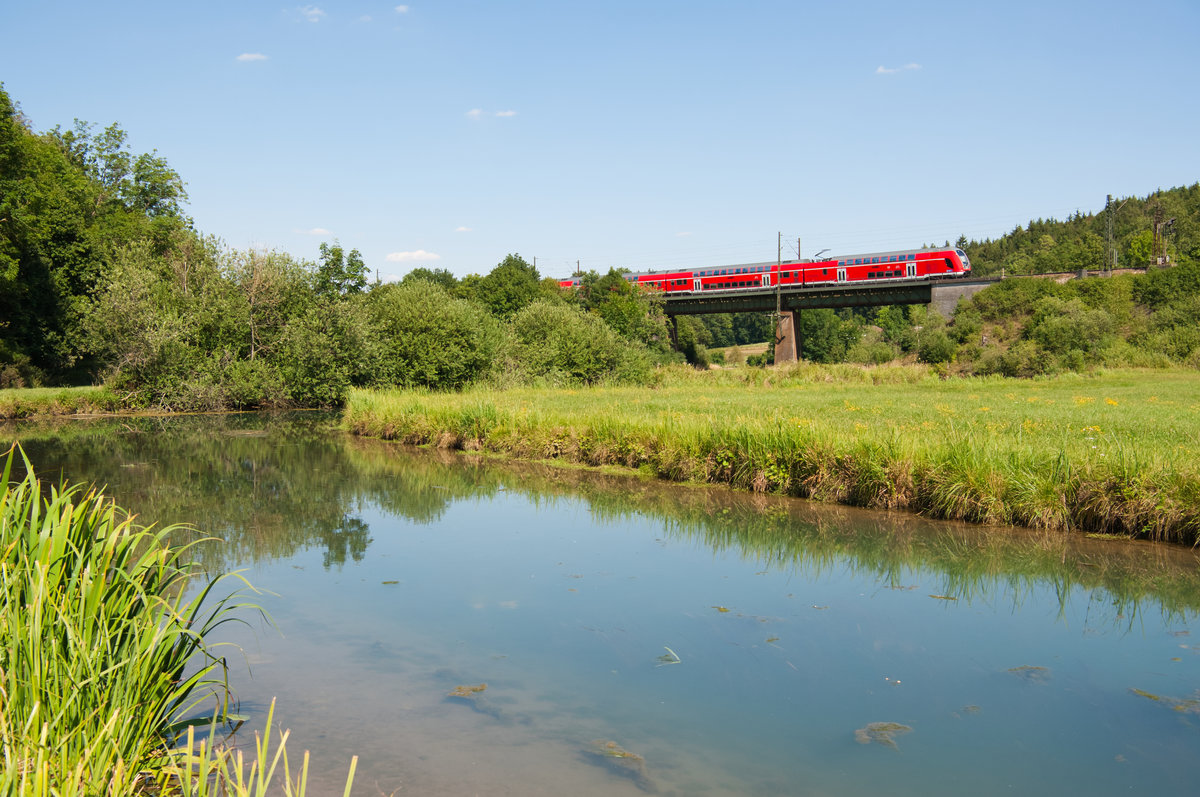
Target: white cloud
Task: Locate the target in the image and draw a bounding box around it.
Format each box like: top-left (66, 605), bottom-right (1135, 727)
top-left (455, 226), bottom-right (471, 232)
top-left (386, 250), bottom-right (441, 262)
top-left (358, 15), bottom-right (372, 22)
top-left (395, 5), bottom-right (409, 12)
top-left (236, 52), bottom-right (269, 62)
top-left (296, 227), bottom-right (332, 235)
top-left (676, 231), bottom-right (693, 237)
top-left (299, 5), bottom-right (325, 23)
top-left (876, 63), bottom-right (921, 75)
top-left (467, 109), bottom-right (517, 120)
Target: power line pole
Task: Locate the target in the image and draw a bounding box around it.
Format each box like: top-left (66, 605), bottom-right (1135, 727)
top-left (1104, 194), bottom-right (1114, 274)
top-left (796, 237), bottom-right (802, 361)
top-left (774, 232), bottom-right (782, 365)
top-left (775, 232), bottom-right (782, 316)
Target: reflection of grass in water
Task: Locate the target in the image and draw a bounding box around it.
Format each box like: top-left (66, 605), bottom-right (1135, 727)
top-left (12, 413), bottom-right (1200, 631)
top-left (854, 722), bottom-right (913, 750)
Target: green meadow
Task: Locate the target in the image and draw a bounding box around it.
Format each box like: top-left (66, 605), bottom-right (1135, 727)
top-left (344, 364), bottom-right (1200, 544)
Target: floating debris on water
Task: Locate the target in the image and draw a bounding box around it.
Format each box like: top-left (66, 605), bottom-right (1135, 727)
top-left (963, 705), bottom-right (981, 715)
top-left (712, 606), bottom-right (731, 613)
top-left (381, 580), bottom-right (399, 585)
top-left (1129, 688), bottom-right (1200, 714)
top-left (929, 594), bottom-right (957, 601)
top-left (811, 605), bottom-right (829, 610)
top-left (586, 740), bottom-right (655, 792)
top-left (448, 683), bottom-right (487, 697)
top-left (1007, 665), bottom-right (1051, 684)
top-left (655, 646), bottom-right (681, 667)
top-left (854, 722), bottom-right (912, 750)
top-left (765, 636), bottom-right (780, 644)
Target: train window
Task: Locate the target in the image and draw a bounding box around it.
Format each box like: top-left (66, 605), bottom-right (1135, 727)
top-left (823, 268), bottom-right (828, 275)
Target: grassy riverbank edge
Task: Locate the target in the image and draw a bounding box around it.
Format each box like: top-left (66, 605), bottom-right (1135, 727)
top-left (0, 385), bottom-right (128, 419)
top-left (343, 365), bottom-right (1200, 545)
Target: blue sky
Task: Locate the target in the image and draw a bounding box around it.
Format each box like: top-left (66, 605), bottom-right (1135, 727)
top-left (3, 1), bottom-right (1198, 280)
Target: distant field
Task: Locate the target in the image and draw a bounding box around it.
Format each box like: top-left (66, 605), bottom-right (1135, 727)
top-left (714, 342), bottom-right (768, 365)
top-left (344, 365), bottom-right (1200, 544)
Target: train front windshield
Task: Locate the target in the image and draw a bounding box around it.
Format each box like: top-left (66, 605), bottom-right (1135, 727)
top-left (955, 249), bottom-right (971, 271)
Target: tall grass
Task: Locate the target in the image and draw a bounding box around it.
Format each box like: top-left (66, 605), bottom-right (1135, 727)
top-left (0, 446), bottom-right (355, 795)
top-left (0, 386), bottom-right (125, 419)
top-left (344, 366), bottom-right (1200, 544)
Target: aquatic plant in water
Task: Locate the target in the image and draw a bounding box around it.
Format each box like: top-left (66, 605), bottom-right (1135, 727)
top-left (586, 740), bottom-right (655, 792)
top-left (1129, 688), bottom-right (1200, 714)
top-left (1007, 665), bottom-right (1051, 683)
top-left (448, 683), bottom-right (488, 697)
top-left (854, 722), bottom-right (913, 750)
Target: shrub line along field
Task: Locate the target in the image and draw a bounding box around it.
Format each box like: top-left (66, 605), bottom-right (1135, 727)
top-left (343, 364), bottom-right (1200, 546)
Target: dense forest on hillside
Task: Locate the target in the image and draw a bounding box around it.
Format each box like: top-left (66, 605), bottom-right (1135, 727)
top-left (960, 184), bottom-right (1200, 277)
top-left (3, 80), bottom-right (1199, 409)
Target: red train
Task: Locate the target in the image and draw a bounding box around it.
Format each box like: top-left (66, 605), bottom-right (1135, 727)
top-left (559, 246), bottom-right (971, 293)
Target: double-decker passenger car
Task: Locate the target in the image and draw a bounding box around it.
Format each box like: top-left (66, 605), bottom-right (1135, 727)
top-left (559, 246), bottom-right (971, 293)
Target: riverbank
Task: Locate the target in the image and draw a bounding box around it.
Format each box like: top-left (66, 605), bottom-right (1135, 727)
top-left (343, 364), bottom-right (1200, 545)
top-left (0, 385), bottom-right (127, 418)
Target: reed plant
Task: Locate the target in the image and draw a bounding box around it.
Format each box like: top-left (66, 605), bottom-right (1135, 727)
top-left (344, 366), bottom-right (1200, 544)
top-left (0, 446), bottom-right (355, 796)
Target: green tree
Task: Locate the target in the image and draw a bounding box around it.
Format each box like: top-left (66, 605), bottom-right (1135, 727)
top-left (316, 241), bottom-right (368, 297)
top-left (401, 267), bottom-right (459, 291)
top-left (674, 316), bottom-right (711, 367)
top-left (475, 254), bottom-right (542, 318)
top-left (1128, 229), bottom-right (1154, 266)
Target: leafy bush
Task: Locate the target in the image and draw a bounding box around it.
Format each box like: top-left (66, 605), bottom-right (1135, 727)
top-left (369, 281), bottom-right (502, 390)
top-left (1026, 296), bottom-right (1115, 359)
top-left (917, 329), bottom-right (956, 365)
top-left (846, 326), bottom-right (900, 365)
top-left (507, 300), bottom-right (651, 385)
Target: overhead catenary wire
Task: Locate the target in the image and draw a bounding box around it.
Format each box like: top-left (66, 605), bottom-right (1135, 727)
top-left (537, 205), bottom-right (1099, 276)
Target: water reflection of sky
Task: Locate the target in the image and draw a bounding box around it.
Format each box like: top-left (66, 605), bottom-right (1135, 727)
top-left (11, 416), bottom-right (1200, 796)
top-left (231, 487), bottom-right (1200, 797)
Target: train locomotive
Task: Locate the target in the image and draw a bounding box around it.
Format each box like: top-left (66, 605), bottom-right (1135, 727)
top-left (559, 246), bottom-right (971, 293)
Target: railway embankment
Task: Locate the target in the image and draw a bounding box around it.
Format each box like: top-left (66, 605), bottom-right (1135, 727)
top-left (344, 364), bottom-right (1200, 545)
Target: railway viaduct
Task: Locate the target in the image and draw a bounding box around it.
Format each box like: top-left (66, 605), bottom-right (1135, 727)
top-left (660, 277), bottom-right (998, 363)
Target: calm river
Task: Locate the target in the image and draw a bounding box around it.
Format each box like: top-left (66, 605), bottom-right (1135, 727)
top-left (9, 413), bottom-right (1200, 796)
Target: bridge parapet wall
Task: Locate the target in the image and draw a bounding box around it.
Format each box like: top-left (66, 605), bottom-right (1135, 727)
top-left (928, 280), bottom-right (994, 318)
